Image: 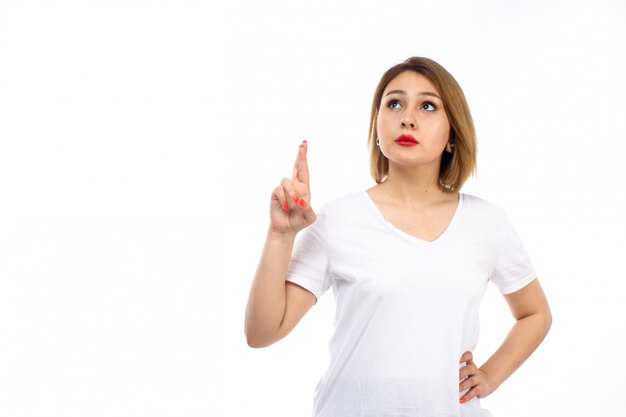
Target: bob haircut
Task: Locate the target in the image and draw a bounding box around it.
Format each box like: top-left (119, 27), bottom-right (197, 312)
top-left (368, 56), bottom-right (477, 192)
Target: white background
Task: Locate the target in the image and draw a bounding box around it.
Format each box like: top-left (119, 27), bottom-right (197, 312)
top-left (1, 0), bottom-right (624, 416)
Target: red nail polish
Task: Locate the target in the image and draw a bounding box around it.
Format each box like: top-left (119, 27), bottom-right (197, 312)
top-left (459, 397), bottom-right (466, 404)
top-left (283, 203), bottom-right (289, 211)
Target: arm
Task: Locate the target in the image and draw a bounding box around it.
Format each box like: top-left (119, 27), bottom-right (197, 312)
top-left (244, 227), bottom-right (317, 348)
top-left (245, 140), bottom-right (318, 348)
top-left (459, 277), bottom-right (552, 402)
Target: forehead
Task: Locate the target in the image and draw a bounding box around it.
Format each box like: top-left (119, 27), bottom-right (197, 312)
top-left (383, 71), bottom-right (439, 95)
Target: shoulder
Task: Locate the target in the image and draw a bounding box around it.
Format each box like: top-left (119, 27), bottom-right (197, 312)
top-left (316, 190), bottom-right (366, 213)
top-left (460, 192), bottom-right (508, 226)
top-left (314, 191), bottom-right (371, 228)
top-left (461, 192), bottom-right (504, 213)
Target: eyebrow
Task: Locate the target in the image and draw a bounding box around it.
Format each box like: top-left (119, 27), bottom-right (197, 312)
top-left (384, 89), bottom-right (442, 100)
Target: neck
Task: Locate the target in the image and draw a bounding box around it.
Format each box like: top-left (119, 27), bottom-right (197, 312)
top-left (381, 159), bottom-right (452, 208)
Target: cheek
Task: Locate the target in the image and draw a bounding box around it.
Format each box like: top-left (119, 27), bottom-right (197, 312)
top-left (376, 114), bottom-right (384, 133)
top-left (434, 119), bottom-right (451, 136)
top-left (377, 111), bottom-right (394, 129)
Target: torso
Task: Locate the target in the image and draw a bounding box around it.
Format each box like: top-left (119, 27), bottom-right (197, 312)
top-left (365, 186), bottom-right (460, 243)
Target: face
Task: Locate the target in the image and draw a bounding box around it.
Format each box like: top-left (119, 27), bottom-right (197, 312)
top-left (376, 71), bottom-right (451, 167)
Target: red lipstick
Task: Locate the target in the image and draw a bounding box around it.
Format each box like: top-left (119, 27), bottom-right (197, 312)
top-left (395, 134), bottom-right (419, 146)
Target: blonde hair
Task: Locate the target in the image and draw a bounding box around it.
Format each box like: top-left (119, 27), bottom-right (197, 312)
top-left (368, 56), bottom-right (477, 192)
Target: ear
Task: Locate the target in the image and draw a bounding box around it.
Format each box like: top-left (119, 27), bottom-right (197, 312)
top-left (447, 131), bottom-right (455, 153)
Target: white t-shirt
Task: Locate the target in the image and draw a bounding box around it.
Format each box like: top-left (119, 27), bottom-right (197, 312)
top-left (285, 190), bottom-right (537, 417)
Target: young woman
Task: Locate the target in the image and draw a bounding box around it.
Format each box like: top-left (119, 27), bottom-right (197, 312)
top-left (245, 56), bottom-right (552, 417)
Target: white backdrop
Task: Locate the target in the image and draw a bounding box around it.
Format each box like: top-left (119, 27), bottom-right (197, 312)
top-left (1, 0), bottom-right (625, 416)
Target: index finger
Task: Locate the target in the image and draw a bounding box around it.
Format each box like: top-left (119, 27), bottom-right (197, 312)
top-left (291, 141), bottom-right (309, 185)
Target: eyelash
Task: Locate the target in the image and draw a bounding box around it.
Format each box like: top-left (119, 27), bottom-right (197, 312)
top-left (386, 99), bottom-right (438, 112)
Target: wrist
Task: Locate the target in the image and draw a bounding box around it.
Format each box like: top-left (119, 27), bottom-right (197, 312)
top-left (478, 365), bottom-right (501, 392)
top-left (267, 227), bottom-right (297, 243)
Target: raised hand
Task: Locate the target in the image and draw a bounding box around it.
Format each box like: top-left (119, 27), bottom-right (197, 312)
top-left (269, 140), bottom-right (316, 235)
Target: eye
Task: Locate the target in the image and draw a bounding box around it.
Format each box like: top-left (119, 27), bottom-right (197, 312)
top-left (386, 99), bottom-right (438, 112)
top-left (422, 101), bottom-right (437, 111)
top-left (387, 99), bottom-right (401, 109)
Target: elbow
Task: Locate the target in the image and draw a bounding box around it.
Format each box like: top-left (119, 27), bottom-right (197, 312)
top-left (245, 326), bottom-right (280, 348)
top-left (245, 333), bottom-right (263, 348)
top-left (246, 334), bottom-right (275, 349)
top-left (244, 312), bottom-right (283, 348)
top-left (244, 315), bottom-right (265, 348)
top-left (535, 308), bottom-right (553, 341)
top-left (246, 338), bottom-right (261, 349)
top-left (544, 309), bottom-right (553, 333)
top-left (517, 308), bottom-right (552, 339)
top-left (244, 325), bottom-right (263, 348)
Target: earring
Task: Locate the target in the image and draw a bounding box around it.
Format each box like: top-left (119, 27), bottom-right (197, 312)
top-left (376, 137), bottom-right (380, 146)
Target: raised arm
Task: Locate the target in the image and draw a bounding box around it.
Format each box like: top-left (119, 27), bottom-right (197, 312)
top-left (245, 140), bottom-right (319, 348)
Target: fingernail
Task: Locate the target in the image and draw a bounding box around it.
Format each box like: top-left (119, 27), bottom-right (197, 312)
top-left (459, 397), bottom-right (466, 404)
top-left (292, 194), bottom-right (299, 202)
top-left (283, 203), bottom-right (289, 211)
top-left (299, 198), bottom-right (306, 207)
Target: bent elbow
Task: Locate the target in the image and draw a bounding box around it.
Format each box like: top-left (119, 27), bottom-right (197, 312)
top-left (545, 310), bottom-right (553, 332)
top-left (245, 333), bottom-right (277, 349)
top-left (538, 309), bottom-right (553, 342)
top-left (246, 336), bottom-right (264, 349)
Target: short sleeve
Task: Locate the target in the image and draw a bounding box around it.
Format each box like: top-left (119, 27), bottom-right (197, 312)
top-left (285, 205), bottom-right (332, 304)
top-left (490, 209), bottom-right (538, 294)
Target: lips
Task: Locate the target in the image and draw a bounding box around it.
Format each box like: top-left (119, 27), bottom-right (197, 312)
top-left (395, 134), bottom-right (418, 144)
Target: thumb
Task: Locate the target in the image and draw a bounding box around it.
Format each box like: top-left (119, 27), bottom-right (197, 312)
top-left (299, 198), bottom-right (317, 222)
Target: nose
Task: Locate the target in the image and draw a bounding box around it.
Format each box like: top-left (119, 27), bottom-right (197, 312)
top-left (401, 112), bottom-right (415, 128)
